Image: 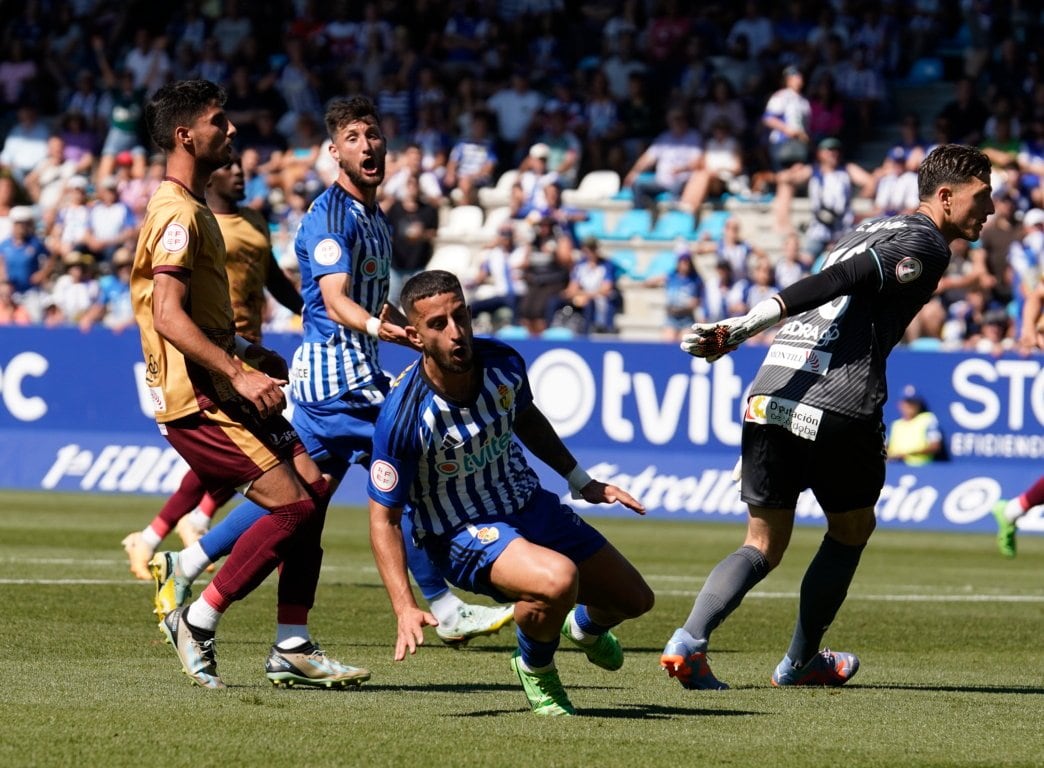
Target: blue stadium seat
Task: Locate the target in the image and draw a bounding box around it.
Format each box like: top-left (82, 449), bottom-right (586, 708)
top-left (495, 325), bottom-right (529, 340)
top-left (542, 326), bottom-right (576, 341)
top-left (904, 57), bottom-right (943, 85)
top-left (694, 210), bottom-right (730, 241)
top-left (607, 249), bottom-right (639, 278)
top-left (648, 210), bottom-right (696, 241)
top-left (642, 250), bottom-right (681, 281)
top-left (573, 209), bottom-right (607, 241)
top-left (603, 209), bottom-right (652, 240)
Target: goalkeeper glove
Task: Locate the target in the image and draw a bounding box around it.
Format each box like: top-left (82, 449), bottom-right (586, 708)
top-left (680, 297), bottom-right (783, 361)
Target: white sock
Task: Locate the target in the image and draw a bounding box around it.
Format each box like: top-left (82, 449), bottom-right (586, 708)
top-left (275, 624), bottom-right (310, 649)
top-left (186, 597), bottom-right (223, 632)
top-left (187, 509), bottom-right (211, 530)
top-left (428, 590), bottom-right (464, 628)
top-left (179, 542), bottom-right (212, 581)
top-left (515, 656), bottom-right (555, 675)
top-left (1003, 498), bottom-right (1027, 523)
top-left (141, 526), bottom-right (163, 548)
top-left (566, 612), bottom-right (597, 646)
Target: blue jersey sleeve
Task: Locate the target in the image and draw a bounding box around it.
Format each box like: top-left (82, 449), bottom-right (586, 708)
top-left (300, 210), bottom-right (357, 281)
top-left (367, 369), bottom-right (421, 507)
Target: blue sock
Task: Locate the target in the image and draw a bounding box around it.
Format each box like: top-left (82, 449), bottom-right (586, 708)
top-left (574, 604), bottom-right (614, 636)
top-left (401, 511), bottom-right (450, 602)
top-left (198, 499), bottom-right (267, 561)
top-left (516, 626), bottom-right (560, 670)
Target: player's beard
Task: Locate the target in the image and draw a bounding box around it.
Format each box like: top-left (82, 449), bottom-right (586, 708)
top-left (341, 153), bottom-right (385, 191)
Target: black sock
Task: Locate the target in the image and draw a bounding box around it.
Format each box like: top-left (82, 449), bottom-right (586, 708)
top-left (683, 545), bottom-right (771, 646)
top-left (786, 535), bottom-right (865, 666)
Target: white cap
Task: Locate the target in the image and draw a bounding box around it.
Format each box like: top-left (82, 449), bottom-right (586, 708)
top-left (1024, 208), bottom-right (1044, 228)
top-left (9, 206), bottom-right (34, 223)
top-left (67, 175), bottom-right (89, 190)
top-left (528, 143), bottom-right (550, 159)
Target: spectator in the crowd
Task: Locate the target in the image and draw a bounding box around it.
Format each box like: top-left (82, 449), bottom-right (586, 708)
top-left (47, 176), bottom-right (92, 260)
top-left (762, 64), bottom-right (811, 174)
top-left (0, 207), bottom-right (54, 305)
top-left (937, 76), bottom-right (990, 147)
top-left (616, 71), bottom-right (658, 171)
top-left (84, 177), bottom-right (136, 263)
top-left (698, 77), bottom-right (746, 142)
top-left (486, 69), bottom-right (545, 169)
top-left (78, 245), bottom-right (134, 332)
top-left (581, 69), bottom-right (622, 176)
top-left (57, 111), bottom-right (97, 174)
top-left (726, 0), bottom-right (776, 61)
top-left (517, 214), bottom-right (573, 336)
top-left (92, 35), bottom-right (150, 183)
top-left (871, 148), bottom-right (920, 218)
top-left (773, 137), bottom-right (873, 265)
top-left (773, 231), bottom-right (811, 289)
top-left (0, 100), bottom-right (51, 185)
top-left (887, 386), bottom-right (945, 466)
top-left (623, 107), bottom-right (703, 217)
top-left (835, 45), bottom-right (886, 142)
top-left (694, 215), bottom-right (761, 281)
top-left (0, 39), bottom-right (37, 110)
top-left (807, 73), bottom-right (846, 146)
top-left (382, 143), bottom-right (445, 207)
top-left (552, 236), bottom-right (619, 334)
top-left (727, 253), bottom-right (779, 329)
top-left (646, 246), bottom-right (703, 342)
top-left (444, 110), bottom-right (498, 206)
top-left (120, 154), bottom-right (166, 219)
top-left (385, 174), bottom-right (438, 306)
top-left (966, 305), bottom-right (1015, 356)
top-left (532, 181), bottom-right (589, 247)
top-left (122, 28), bottom-right (172, 96)
top-left (469, 223), bottom-right (528, 330)
top-left (677, 118), bottom-right (743, 223)
top-left (1016, 118), bottom-right (1044, 208)
top-left (49, 249), bottom-right (99, 325)
top-left (881, 113), bottom-right (928, 175)
top-left (24, 136), bottom-right (80, 217)
top-left (516, 143), bottom-right (559, 218)
top-left (65, 70), bottom-right (107, 136)
top-left (602, 28), bottom-right (647, 102)
top-left (0, 279), bottom-right (31, 326)
top-left (700, 257), bottom-right (738, 324)
top-left (534, 102), bottom-right (582, 189)
top-left (970, 188), bottom-right (1021, 310)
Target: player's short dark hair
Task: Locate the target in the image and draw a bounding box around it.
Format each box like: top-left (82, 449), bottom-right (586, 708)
top-left (324, 95), bottom-right (381, 140)
top-left (400, 270), bottom-right (464, 319)
top-left (145, 80), bottom-right (227, 152)
top-left (917, 144), bottom-right (991, 200)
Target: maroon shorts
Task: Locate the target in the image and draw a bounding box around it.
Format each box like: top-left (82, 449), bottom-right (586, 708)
top-left (161, 403), bottom-right (305, 494)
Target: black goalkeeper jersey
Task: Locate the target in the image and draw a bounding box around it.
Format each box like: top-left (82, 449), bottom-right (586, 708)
top-left (750, 212), bottom-right (950, 421)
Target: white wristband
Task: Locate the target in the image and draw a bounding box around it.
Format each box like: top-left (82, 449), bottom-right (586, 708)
top-left (566, 464), bottom-right (592, 498)
top-left (365, 316), bottom-right (381, 338)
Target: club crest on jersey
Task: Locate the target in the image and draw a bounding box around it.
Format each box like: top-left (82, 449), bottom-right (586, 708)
top-left (314, 238), bottom-right (341, 266)
top-left (161, 222), bottom-right (189, 253)
top-left (475, 526), bottom-right (499, 544)
top-left (370, 460), bottom-right (398, 492)
top-left (497, 384), bottom-right (513, 411)
top-left (895, 257), bottom-right (922, 283)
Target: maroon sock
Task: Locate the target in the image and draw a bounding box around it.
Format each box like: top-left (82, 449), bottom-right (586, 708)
top-left (275, 478), bottom-right (331, 612)
top-left (209, 496), bottom-right (317, 605)
top-left (1020, 475), bottom-right (1044, 510)
top-left (154, 469), bottom-right (207, 533)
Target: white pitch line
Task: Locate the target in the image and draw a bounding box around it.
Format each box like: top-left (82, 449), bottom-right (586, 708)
top-left (654, 588), bottom-right (1044, 603)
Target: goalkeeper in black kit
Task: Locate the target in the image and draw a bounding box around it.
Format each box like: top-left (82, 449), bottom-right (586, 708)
top-left (659, 144), bottom-right (994, 690)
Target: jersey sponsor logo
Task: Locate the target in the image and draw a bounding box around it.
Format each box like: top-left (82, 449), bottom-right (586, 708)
top-left (745, 394), bottom-right (823, 441)
top-left (161, 223), bottom-right (189, 253)
top-left (360, 255), bottom-right (380, 277)
top-left (436, 460), bottom-right (460, 476)
top-left (763, 344), bottom-right (831, 375)
top-left (896, 257), bottom-right (922, 283)
top-left (777, 320), bottom-right (840, 345)
top-left (313, 238), bottom-right (341, 266)
top-left (371, 459), bottom-right (398, 491)
top-left (496, 383), bottom-right (513, 412)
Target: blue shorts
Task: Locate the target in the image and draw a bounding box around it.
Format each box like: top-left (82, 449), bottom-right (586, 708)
top-left (420, 487), bottom-right (608, 602)
top-left (291, 396), bottom-right (381, 480)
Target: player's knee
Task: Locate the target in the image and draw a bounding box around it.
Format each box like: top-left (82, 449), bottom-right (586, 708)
top-left (537, 560), bottom-right (579, 607)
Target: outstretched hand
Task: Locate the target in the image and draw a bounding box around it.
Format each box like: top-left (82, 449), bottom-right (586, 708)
top-left (578, 480), bottom-right (646, 515)
top-left (393, 606), bottom-right (439, 661)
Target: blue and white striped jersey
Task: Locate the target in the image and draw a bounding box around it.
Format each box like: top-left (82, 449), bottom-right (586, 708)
top-left (367, 338), bottom-right (541, 536)
top-left (290, 183), bottom-right (392, 404)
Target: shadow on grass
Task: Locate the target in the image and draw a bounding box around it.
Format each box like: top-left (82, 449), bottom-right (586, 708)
top-left (860, 683), bottom-right (1044, 695)
top-left (456, 702), bottom-right (765, 719)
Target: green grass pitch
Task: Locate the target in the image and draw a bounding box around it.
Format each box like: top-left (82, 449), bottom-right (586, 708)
top-left (1, 490), bottom-right (1042, 768)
